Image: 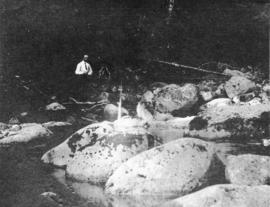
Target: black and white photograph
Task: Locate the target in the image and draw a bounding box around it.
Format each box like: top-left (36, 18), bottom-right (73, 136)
top-left (0, 0), bottom-right (270, 206)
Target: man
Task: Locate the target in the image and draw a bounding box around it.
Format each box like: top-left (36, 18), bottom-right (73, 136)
top-left (75, 55), bottom-right (93, 76)
top-left (74, 55), bottom-right (93, 97)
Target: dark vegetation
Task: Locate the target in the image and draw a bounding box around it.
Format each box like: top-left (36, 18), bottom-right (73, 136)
top-left (0, 0), bottom-right (269, 121)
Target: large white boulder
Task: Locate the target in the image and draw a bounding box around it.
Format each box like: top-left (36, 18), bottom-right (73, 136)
top-left (0, 123), bottom-right (52, 144)
top-left (105, 138), bottom-right (217, 197)
top-left (224, 76), bottom-right (256, 98)
top-left (226, 154), bottom-right (270, 185)
top-left (160, 184), bottom-right (270, 207)
top-left (66, 131), bottom-right (157, 183)
top-left (41, 121), bottom-right (113, 167)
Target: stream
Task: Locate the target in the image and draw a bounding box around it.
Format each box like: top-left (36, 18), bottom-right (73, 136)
top-left (52, 168), bottom-right (171, 207)
top-left (0, 1), bottom-right (268, 206)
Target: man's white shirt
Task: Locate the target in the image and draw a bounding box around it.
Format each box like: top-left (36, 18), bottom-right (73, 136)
top-left (75, 60), bottom-right (93, 75)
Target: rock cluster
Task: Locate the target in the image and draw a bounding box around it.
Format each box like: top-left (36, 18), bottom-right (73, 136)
top-left (0, 123), bottom-right (52, 144)
top-left (38, 67), bottom-right (270, 206)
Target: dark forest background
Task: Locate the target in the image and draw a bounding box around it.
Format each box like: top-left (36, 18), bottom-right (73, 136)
top-left (0, 0), bottom-right (269, 118)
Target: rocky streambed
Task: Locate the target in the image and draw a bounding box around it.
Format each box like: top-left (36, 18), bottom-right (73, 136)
top-left (1, 67), bottom-right (270, 207)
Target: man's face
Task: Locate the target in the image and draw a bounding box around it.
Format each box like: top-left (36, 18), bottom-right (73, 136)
top-left (83, 55), bottom-right (88, 61)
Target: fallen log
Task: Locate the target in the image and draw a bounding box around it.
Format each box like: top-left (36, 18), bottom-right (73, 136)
top-left (153, 59), bottom-right (230, 76)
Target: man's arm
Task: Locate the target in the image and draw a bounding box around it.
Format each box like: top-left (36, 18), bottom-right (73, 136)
top-left (75, 63), bottom-right (83, 75)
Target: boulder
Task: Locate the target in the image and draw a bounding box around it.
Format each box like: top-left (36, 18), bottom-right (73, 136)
top-left (137, 84), bottom-right (198, 121)
top-left (105, 138), bottom-right (217, 197)
top-left (104, 104), bottom-right (129, 121)
top-left (154, 84), bottom-right (198, 113)
top-left (200, 91), bottom-right (214, 102)
top-left (160, 184), bottom-right (270, 207)
top-left (200, 98), bottom-right (232, 111)
top-left (188, 100), bottom-right (270, 140)
top-left (226, 154), bottom-right (270, 185)
top-left (224, 76), bottom-right (256, 98)
top-left (45, 102), bottom-right (66, 111)
top-left (66, 131), bottom-right (157, 183)
top-left (41, 121), bottom-right (113, 167)
top-left (223, 68), bottom-right (252, 79)
top-left (0, 123), bottom-right (52, 144)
